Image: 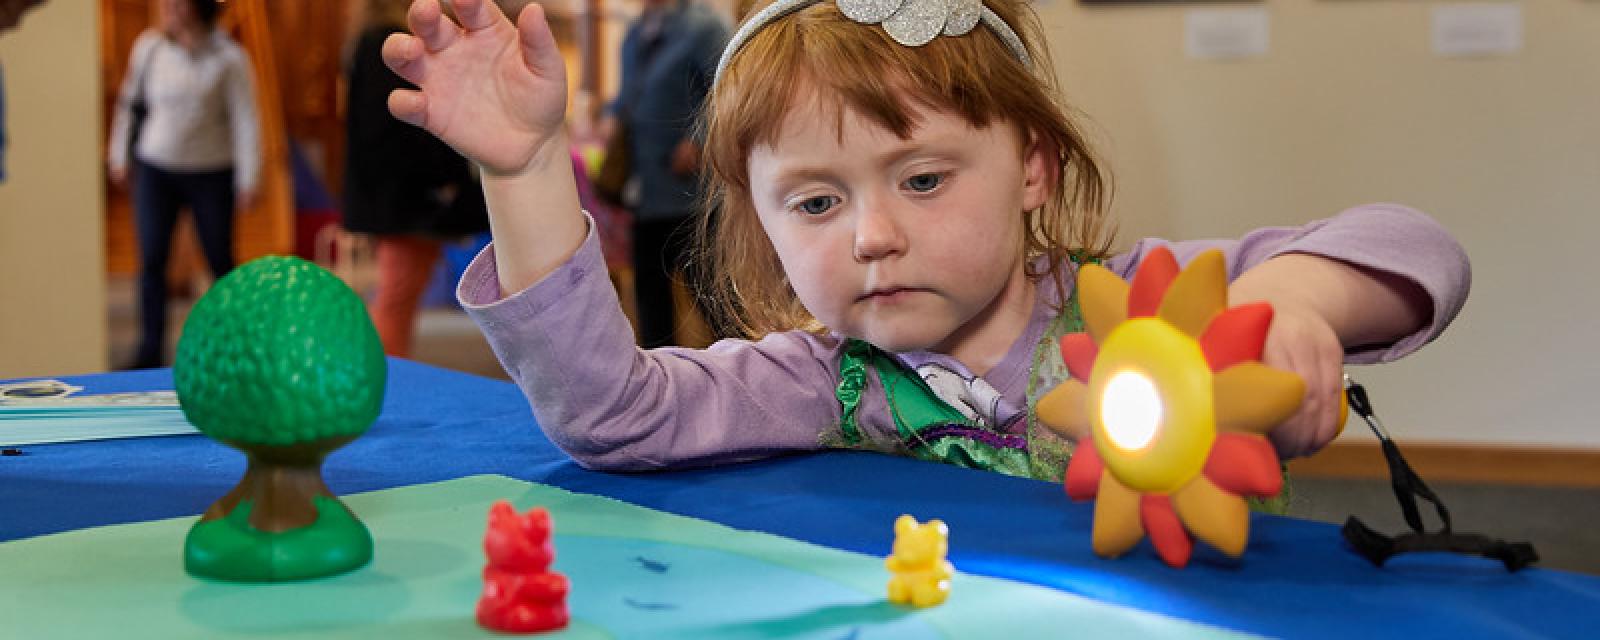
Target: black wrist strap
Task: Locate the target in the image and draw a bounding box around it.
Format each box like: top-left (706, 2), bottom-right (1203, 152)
top-left (1339, 377), bottom-right (1539, 572)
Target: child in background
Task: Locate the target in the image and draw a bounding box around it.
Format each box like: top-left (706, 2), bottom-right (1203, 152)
top-left (380, 0), bottom-right (1467, 479)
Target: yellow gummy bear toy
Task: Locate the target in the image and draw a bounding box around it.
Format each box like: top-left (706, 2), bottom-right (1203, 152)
top-left (885, 515), bottom-right (953, 608)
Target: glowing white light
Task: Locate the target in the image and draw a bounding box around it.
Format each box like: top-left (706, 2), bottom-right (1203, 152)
top-left (1100, 371), bottom-right (1163, 451)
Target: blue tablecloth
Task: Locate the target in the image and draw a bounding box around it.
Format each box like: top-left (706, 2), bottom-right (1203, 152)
top-left (3, 359), bottom-right (1596, 638)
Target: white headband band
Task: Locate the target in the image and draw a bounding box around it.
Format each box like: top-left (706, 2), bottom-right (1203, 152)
top-left (713, 0), bottom-right (1032, 85)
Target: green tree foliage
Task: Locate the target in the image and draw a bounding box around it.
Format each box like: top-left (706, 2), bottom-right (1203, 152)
top-left (175, 256), bottom-right (385, 447)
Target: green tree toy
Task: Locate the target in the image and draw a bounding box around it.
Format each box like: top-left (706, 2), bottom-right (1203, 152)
top-left (174, 255), bottom-right (386, 582)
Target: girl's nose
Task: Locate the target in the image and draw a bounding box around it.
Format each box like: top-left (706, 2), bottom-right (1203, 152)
top-left (853, 201), bottom-right (907, 263)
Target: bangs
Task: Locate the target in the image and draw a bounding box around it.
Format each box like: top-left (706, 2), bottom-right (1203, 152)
top-left (706, 3), bottom-right (1041, 193)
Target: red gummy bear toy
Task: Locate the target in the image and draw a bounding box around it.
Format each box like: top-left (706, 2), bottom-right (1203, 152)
top-left (477, 501), bottom-right (570, 633)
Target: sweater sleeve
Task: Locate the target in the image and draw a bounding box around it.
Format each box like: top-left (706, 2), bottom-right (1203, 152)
top-left (224, 44), bottom-right (261, 195)
top-left (458, 213), bottom-right (843, 471)
top-left (1105, 203), bottom-right (1470, 364)
top-left (107, 31), bottom-right (158, 175)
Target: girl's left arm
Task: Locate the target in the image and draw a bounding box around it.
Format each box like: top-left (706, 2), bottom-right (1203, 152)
top-left (1108, 203), bottom-right (1470, 458)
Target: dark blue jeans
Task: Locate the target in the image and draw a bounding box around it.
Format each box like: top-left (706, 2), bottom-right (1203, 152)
top-left (132, 162), bottom-right (235, 367)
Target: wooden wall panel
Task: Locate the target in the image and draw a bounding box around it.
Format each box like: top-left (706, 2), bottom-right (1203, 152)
top-left (101, 0), bottom-right (152, 275)
top-left (263, 0), bottom-right (347, 196)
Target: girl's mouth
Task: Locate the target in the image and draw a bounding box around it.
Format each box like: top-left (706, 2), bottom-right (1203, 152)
top-left (858, 287), bottom-right (927, 303)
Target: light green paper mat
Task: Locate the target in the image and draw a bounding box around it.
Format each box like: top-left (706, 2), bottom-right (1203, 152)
top-left (0, 475), bottom-right (1258, 638)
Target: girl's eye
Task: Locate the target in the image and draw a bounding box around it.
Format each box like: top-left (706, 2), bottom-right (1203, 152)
top-left (796, 195), bottom-right (839, 216)
top-left (904, 173), bottom-right (944, 193)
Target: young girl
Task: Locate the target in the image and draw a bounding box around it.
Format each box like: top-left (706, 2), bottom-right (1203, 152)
top-left (381, 0), bottom-right (1468, 479)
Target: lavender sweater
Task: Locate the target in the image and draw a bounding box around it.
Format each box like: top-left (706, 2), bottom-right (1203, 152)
top-left (459, 204), bottom-right (1469, 472)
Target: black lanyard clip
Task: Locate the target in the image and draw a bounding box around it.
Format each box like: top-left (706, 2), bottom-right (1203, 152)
top-left (1339, 375), bottom-right (1538, 572)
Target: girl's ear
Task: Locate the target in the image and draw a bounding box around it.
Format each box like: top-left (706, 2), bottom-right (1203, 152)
top-left (1021, 129), bottom-right (1056, 212)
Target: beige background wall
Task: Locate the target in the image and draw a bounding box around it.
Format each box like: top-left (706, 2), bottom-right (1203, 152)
top-left (1041, 0), bottom-right (1598, 447)
top-left (0, 0), bottom-right (106, 378)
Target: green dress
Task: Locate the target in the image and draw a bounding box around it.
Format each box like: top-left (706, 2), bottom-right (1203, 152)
top-left (827, 286), bottom-right (1088, 483)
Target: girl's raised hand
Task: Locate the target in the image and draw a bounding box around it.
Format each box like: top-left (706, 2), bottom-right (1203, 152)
top-left (382, 0), bottom-right (567, 176)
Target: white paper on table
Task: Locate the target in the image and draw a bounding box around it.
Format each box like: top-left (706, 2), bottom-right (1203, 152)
top-left (1185, 7), bottom-right (1270, 61)
top-left (1432, 3), bottom-right (1523, 57)
top-left (0, 413), bottom-right (199, 446)
top-left (0, 385), bottom-right (197, 446)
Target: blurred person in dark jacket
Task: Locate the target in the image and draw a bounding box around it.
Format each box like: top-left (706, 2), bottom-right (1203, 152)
top-left (600, 0), bottom-right (728, 347)
top-left (343, 0), bottom-right (490, 357)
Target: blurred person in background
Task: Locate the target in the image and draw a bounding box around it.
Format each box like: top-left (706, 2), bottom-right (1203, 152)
top-left (600, 0), bottom-right (728, 348)
top-left (0, 0), bottom-right (43, 31)
top-left (0, 0), bottom-right (47, 183)
top-left (107, 0), bottom-right (260, 369)
top-left (343, 0), bottom-right (489, 357)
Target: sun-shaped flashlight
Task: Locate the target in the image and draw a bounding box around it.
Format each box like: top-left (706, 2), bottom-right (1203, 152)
top-left (1035, 247), bottom-right (1304, 568)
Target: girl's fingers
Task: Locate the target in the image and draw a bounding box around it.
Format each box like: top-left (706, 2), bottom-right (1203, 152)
top-left (1268, 340), bottom-right (1329, 459)
top-left (1300, 348), bottom-right (1342, 455)
top-left (410, 0), bottom-right (459, 53)
top-left (1268, 347), bottom-right (1305, 457)
top-left (452, 0), bottom-right (507, 32)
top-left (381, 33), bottom-right (426, 84)
top-left (1313, 342), bottom-right (1340, 445)
top-left (1291, 351), bottom-right (1319, 456)
top-left (516, 3), bottom-right (562, 74)
top-left (388, 89), bottom-right (428, 128)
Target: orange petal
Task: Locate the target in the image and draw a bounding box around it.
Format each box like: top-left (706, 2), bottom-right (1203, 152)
top-left (1157, 249), bottom-right (1227, 338)
top-left (1200, 303), bottom-right (1273, 372)
top-left (1092, 473), bottom-right (1145, 558)
top-left (1064, 436), bottom-right (1103, 500)
top-left (1171, 475), bottom-right (1251, 558)
top-left (1036, 379), bottom-right (1091, 441)
top-left (1140, 493), bottom-right (1193, 568)
top-left (1204, 433), bottom-right (1283, 497)
top-left (1060, 333), bottom-right (1097, 382)
top-left (1076, 265), bottom-right (1129, 344)
top-left (1213, 362), bottom-right (1305, 435)
top-left (1127, 246), bottom-right (1179, 318)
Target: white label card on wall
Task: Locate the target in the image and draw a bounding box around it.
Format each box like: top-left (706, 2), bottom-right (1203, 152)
top-left (1185, 7), bottom-right (1270, 61)
top-left (1432, 3), bottom-right (1523, 57)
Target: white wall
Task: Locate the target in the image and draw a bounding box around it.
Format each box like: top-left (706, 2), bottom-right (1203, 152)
top-left (1040, 0), bottom-right (1599, 447)
top-left (0, 1), bottom-right (107, 378)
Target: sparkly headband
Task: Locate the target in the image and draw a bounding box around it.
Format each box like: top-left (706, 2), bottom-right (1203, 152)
top-left (713, 0), bottom-right (1032, 84)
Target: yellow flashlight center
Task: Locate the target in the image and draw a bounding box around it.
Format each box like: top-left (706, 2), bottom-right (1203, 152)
top-left (1100, 371), bottom-right (1162, 451)
top-left (1089, 317), bottom-right (1216, 494)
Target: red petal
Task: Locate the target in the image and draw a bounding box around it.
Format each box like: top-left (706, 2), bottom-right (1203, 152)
top-left (1200, 303), bottom-right (1274, 372)
top-left (1128, 246), bottom-right (1180, 318)
top-left (1141, 494), bottom-right (1193, 568)
top-left (1204, 433), bottom-right (1283, 497)
top-left (1064, 440), bottom-right (1104, 501)
top-left (1060, 333), bottom-right (1098, 383)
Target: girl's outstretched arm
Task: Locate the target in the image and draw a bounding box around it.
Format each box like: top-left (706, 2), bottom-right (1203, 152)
top-left (1107, 204), bottom-right (1470, 459)
top-left (1228, 252), bottom-right (1431, 458)
top-left (382, 0), bottom-right (583, 296)
top-left (458, 224), bottom-right (844, 471)
top-left (391, 0), bottom-right (843, 471)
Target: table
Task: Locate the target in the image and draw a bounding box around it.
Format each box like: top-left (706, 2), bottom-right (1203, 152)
top-left (3, 360), bottom-right (1596, 638)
